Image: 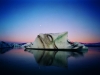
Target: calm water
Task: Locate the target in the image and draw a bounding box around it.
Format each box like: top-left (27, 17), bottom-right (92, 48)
top-left (0, 47), bottom-right (100, 75)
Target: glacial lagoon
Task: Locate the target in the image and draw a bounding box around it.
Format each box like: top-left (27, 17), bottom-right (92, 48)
top-left (0, 47), bottom-right (100, 75)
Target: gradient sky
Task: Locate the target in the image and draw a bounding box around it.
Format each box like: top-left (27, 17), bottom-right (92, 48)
top-left (0, 0), bottom-right (100, 43)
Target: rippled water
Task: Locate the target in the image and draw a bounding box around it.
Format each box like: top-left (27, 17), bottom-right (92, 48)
top-left (0, 47), bottom-right (100, 75)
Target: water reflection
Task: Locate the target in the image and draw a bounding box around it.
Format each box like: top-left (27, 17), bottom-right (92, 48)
top-left (0, 48), bottom-right (13, 54)
top-left (25, 49), bottom-right (88, 67)
top-left (1, 48), bottom-right (100, 75)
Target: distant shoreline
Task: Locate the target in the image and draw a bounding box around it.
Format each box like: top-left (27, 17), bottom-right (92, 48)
top-left (85, 45), bottom-right (100, 47)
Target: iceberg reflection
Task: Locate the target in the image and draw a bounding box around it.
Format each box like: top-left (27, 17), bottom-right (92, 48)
top-left (25, 49), bottom-right (88, 67)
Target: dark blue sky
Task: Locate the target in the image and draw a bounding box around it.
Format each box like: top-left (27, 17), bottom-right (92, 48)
top-left (0, 0), bottom-right (100, 43)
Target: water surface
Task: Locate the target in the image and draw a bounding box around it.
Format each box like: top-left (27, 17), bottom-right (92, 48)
top-left (0, 47), bottom-right (100, 75)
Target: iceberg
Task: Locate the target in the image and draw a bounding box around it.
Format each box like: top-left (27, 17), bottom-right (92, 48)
top-left (0, 41), bottom-right (13, 48)
top-left (21, 31), bottom-right (88, 50)
top-left (0, 41), bottom-right (21, 48)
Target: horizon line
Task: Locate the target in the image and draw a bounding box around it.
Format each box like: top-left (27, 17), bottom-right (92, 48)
top-left (0, 40), bottom-right (100, 44)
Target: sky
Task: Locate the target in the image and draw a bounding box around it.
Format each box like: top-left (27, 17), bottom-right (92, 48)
top-left (0, 0), bottom-right (100, 43)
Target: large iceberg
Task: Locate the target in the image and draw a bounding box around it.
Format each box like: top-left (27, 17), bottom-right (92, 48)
top-left (21, 31), bottom-right (88, 50)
